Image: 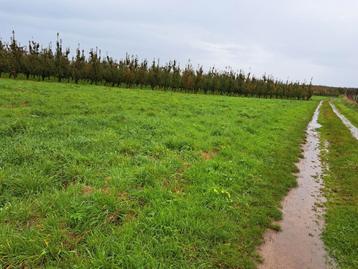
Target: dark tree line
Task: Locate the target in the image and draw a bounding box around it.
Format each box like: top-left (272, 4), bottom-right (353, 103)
top-left (311, 85), bottom-right (358, 103)
top-left (346, 89), bottom-right (358, 103)
top-left (0, 32), bottom-right (314, 100)
top-left (311, 85), bottom-right (342, 97)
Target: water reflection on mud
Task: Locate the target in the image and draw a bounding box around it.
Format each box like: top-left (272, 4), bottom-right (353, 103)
top-left (258, 101), bottom-right (334, 269)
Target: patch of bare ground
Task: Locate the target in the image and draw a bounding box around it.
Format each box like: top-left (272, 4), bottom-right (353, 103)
top-left (0, 100), bottom-right (29, 108)
top-left (162, 162), bottom-right (191, 195)
top-left (81, 185), bottom-right (94, 195)
top-left (201, 149), bottom-right (219, 160)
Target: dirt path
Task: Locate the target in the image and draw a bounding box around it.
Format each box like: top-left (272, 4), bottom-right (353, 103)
top-left (258, 101), bottom-right (334, 269)
top-left (330, 102), bottom-right (358, 140)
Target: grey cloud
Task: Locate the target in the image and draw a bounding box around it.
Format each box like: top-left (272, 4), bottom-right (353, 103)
top-left (0, 0), bottom-right (357, 87)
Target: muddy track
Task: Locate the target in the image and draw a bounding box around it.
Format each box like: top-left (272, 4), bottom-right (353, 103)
top-left (258, 101), bottom-right (334, 269)
top-left (330, 102), bottom-right (358, 140)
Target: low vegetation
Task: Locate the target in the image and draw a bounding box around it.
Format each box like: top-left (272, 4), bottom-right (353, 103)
top-left (0, 79), bottom-right (318, 268)
top-left (319, 101), bottom-right (358, 269)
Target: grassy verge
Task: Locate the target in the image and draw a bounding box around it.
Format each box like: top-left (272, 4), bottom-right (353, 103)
top-left (0, 78), bottom-right (317, 268)
top-left (333, 97), bottom-right (358, 127)
top-left (319, 101), bottom-right (358, 268)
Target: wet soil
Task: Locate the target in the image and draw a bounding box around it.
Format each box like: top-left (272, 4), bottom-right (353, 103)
top-left (258, 101), bottom-right (334, 269)
top-left (330, 102), bottom-right (358, 140)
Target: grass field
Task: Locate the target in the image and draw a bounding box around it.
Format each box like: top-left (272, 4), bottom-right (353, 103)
top-left (333, 97), bottom-right (358, 127)
top-left (0, 79), bottom-right (319, 268)
top-left (319, 101), bottom-right (358, 269)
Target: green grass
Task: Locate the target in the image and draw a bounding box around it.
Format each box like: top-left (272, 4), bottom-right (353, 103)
top-left (0, 78), bottom-right (318, 268)
top-left (319, 101), bottom-right (358, 269)
top-left (333, 97), bottom-right (358, 127)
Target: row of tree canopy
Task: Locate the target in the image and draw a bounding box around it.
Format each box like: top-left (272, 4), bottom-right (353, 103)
top-left (0, 32), bottom-right (316, 100)
top-left (311, 85), bottom-right (358, 102)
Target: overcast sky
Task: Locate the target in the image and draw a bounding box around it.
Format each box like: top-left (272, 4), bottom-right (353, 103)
top-left (1, 0), bottom-right (357, 87)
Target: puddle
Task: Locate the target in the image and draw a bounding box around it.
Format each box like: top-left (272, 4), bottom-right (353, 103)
top-left (330, 102), bottom-right (358, 140)
top-left (258, 101), bottom-right (334, 269)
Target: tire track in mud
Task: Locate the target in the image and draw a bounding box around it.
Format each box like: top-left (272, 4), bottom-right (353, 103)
top-left (258, 101), bottom-right (334, 269)
top-left (330, 102), bottom-right (358, 140)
